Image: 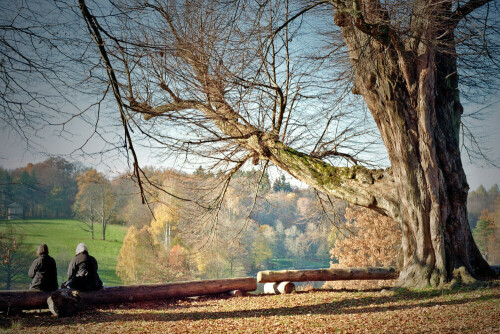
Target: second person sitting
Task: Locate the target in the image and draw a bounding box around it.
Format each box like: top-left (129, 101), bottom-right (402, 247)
top-left (63, 243), bottom-right (103, 291)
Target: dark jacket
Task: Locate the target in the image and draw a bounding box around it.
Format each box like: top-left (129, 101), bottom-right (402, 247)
top-left (67, 252), bottom-right (103, 291)
top-left (28, 254), bottom-right (58, 291)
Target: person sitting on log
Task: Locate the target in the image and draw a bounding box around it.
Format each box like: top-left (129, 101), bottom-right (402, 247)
top-left (62, 243), bottom-right (103, 291)
top-left (28, 244), bottom-right (58, 291)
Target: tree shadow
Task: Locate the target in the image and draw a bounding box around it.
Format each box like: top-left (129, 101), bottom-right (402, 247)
top-left (10, 289), bottom-right (498, 328)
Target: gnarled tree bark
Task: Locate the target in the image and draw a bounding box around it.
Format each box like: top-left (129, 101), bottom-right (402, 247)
top-left (328, 0), bottom-right (495, 287)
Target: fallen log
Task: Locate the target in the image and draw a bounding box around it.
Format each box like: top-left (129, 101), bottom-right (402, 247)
top-left (263, 281), bottom-right (295, 294)
top-left (257, 267), bottom-right (397, 283)
top-left (0, 290), bottom-right (52, 311)
top-left (0, 277), bottom-right (257, 310)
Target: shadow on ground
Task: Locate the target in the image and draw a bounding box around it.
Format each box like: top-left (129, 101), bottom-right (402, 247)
top-left (3, 288), bottom-right (497, 329)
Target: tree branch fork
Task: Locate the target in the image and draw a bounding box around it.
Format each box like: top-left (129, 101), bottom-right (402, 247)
top-left (134, 95), bottom-right (397, 215)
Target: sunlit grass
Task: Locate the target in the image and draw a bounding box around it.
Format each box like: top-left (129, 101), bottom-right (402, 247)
top-left (0, 219), bottom-right (127, 288)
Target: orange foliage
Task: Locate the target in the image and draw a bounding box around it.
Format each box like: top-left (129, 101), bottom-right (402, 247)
top-left (116, 226), bottom-right (191, 285)
top-left (325, 205), bottom-right (401, 289)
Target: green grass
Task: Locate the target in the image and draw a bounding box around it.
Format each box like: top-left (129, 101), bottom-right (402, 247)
top-left (268, 257), bottom-right (331, 270)
top-left (0, 219), bottom-right (127, 289)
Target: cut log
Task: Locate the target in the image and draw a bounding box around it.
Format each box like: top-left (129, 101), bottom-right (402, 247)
top-left (263, 281), bottom-right (295, 294)
top-left (257, 267), bottom-right (397, 283)
top-left (47, 289), bottom-right (84, 317)
top-left (0, 277), bottom-right (257, 310)
top-left (228, 290), bottom-right (243, 297)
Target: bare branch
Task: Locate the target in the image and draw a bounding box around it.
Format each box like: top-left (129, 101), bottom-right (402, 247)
top-left (450, 0), bottom-right (493, 29)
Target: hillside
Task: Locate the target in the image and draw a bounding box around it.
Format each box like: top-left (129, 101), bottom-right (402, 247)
top-left (0, 219), bottom-right (127, 289)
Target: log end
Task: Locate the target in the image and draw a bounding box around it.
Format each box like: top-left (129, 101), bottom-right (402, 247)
top-left (47, 289), bottom-right (84, 317)
top-left (263, 282), bottom-right (295, 294)
top-left (278, 281), bottom-right (295, 294)
top-left (228, 290), bottom-right (243, 297)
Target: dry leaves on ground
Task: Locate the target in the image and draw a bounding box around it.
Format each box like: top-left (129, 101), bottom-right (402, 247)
top-left (1, 285), bottom-right (499, 333)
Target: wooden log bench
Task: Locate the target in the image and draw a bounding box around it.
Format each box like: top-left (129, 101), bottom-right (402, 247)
top-left (258, 267), bottom-right (398, 294)
top-left (258, 266), bottom-right (398, 284)
top-left (0, 277), bottom-right (257, 315)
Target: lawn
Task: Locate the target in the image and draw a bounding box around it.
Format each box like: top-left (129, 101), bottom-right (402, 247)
top-left (0, 219), bottom-right (128, 288)
top-left (1, 285), bottom-right (498, 333)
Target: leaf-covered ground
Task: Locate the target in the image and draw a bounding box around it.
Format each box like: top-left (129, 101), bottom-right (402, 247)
top-left (2, 286), bottom-right (499, 333)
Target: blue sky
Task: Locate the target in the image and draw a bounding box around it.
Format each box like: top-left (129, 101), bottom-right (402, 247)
top-left (0, 99), bottom-right (498, 190)
top-left (0, 1), bottom-right (498, 190)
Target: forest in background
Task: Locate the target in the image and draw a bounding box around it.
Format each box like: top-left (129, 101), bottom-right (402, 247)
top-left (0, 158), bottom-right (498, 288)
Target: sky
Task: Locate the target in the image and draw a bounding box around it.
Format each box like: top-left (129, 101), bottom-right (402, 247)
top-left (0, 0), bottom-right (499, 191)
top-left (1, 99), bottom-right (499, 191)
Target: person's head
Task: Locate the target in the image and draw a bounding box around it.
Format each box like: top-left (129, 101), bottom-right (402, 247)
top-left (75, 243), bottom-right (88, 255)
top-left (37, 244), bottom-right (48, 256)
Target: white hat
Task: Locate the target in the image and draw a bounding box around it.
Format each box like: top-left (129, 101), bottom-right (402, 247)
top-left (76, 243), bottom-right (88, 255)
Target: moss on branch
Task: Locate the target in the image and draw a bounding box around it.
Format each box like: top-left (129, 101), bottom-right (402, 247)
top-left (269, 142), bottom-right (373, 190)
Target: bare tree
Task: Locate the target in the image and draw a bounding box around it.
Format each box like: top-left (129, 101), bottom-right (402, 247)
top-left (0, 1), bottom-right (130, 168)
top-left (1, 0), bottom-right (497, 288)
top-left (73, 169), bottom-right (119, 240)
top-left (76, 0), bottom-right (499, 288)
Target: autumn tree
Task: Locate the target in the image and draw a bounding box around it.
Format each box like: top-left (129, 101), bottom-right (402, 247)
top-left (467, 185), bottom-right (499, 228)
top-left (73, 169), bottom-right (119, 240)
top-left (30, 158), bottom-right (79, 217)
top-left (472, 209), bottom-right (496, 262)
top-left (330, 205), bottom-right (402, 267)
top-left (3, 159), bottom-right (79, 218)
top-left (326, 205), bottom-right (401, 289)
top-left (116, 225), bottom-right (191, 284)
top-left (251, 225), bottom-right (275, 272)
top-left (116, 225), bottom-right (147, 284)
top-left (113, 176), bottom-right (153, 227)
top-left (490, 198), bottom-right (500, 264)
top-left (0, 226), bottom-right (32, 290)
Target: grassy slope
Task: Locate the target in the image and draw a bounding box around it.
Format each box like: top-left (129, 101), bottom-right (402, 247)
top-left (0, 219), bottom-right (127, 288)
top-left (1, 286), bottom-right (498, 333)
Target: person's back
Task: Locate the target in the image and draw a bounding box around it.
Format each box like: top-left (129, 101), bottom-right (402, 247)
top-left (65, 243), bottom-right (103, 291)
top-left (28, 244), bottom-right (58, 291)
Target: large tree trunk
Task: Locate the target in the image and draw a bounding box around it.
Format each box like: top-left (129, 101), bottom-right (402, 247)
top-left (335, 0), bottom-right (494, 287)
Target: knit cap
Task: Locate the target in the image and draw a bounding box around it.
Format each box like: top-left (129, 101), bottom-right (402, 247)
top-left (76, 243), bottom-right (88, 255)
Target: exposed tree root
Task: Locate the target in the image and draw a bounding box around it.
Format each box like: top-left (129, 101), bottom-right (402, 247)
top-left (445, 267), bottom-right (498, 290)
top-left (396, 264), bottom-right (446, 289)
top-left (396, 265), bottom-right (498, 290)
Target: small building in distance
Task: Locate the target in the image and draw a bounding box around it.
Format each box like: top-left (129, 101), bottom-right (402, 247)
top-left (7, 202), bottom-right (23, 220)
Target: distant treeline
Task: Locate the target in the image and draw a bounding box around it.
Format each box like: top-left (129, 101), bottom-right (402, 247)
top-left (1, 157), bottom-right (498, 231)
top-left (0, 158), bottom-right (79, 218)
top-left (467, 184), bottom-right (499, 229)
